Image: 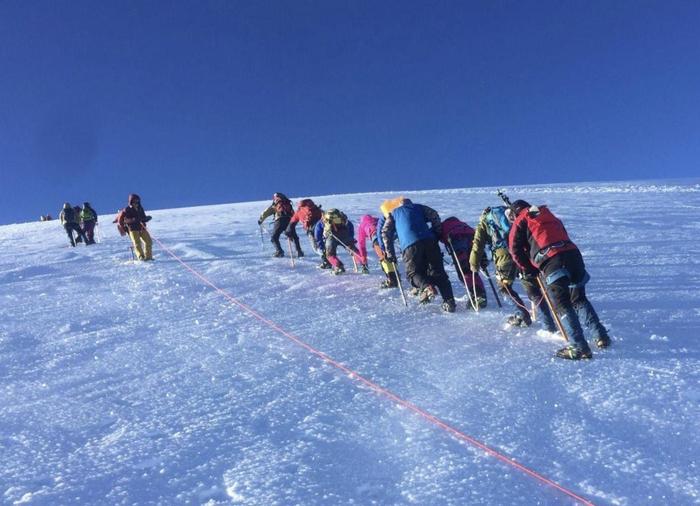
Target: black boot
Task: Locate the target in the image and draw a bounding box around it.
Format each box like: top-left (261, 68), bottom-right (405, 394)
top-left (442, 298), bottom-right (456, 313)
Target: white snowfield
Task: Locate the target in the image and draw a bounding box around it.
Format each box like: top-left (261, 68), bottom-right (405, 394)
top-left (1, 181), bottom-right (699, 505)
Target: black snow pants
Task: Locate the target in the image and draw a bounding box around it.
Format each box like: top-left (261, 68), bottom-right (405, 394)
top-left (403, 238), bottom-right (454, 301)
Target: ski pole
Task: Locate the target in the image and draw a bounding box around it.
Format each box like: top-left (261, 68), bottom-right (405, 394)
top-left (447, 238), bottom-right (477, 311)
top-left (481, 266), bottom-right (502, 308)
top-left (535, 274), bottom-right (568, 342)
top-left (287, 237), bottom-right (296, 268)
top-left (331, 232), bottom-right (359, 273)
top-left (392, 260), bottom-right (408, 307)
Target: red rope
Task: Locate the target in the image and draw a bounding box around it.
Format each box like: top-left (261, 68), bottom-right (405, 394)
top-left (149, 234), bottom-right (595, 506)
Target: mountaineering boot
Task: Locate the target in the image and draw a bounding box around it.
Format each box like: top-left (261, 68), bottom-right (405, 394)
top-left (595, 335), bottom-right (611, 349)
top-left (380, 277), bottom-right (398, 289)
top-left (467, 296), bottom-right (487, 310)
top-left (296, 250), bottom-right (304, 258)
top-left (507, 311), bottom-right (532, 327)
top-left (272, 250), bottom-right (284, 258)
top-left (410, 287), bottom-right (421, 297)
top-left (442, 298), bottom-right (456, 313)
top-left (360, 264), bottom-right (369, 274)
top-left (332, 265), bottom-right (346, 275)
top-left (318, 260), bottom-right (332, 269)
top-left (418, 285), bottom-right (436, 304)
top-left (555, 344), bottom-right (593, 360)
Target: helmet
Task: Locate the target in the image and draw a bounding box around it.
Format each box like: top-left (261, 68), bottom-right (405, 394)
top-left (63, 202), bottom-right (71, 209)
top-left (511, 200), bottom-right (531, 215)
top-left (83, 202), bottom-right (90, 207)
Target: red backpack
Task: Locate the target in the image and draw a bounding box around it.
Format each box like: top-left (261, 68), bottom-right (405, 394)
top-left (298, 199), bottom-right (322, 229)
top-left (523, 206), bottom-right (570, 249)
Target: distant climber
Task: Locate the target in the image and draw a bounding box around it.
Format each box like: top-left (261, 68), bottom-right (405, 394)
top-left (59, 202), bottom-right (87, 247)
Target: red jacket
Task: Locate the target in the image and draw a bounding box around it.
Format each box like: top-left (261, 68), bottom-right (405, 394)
top-left (289, 199), bottom-right (322, 231)
top-left (508, 205), bottom-right (577, 271)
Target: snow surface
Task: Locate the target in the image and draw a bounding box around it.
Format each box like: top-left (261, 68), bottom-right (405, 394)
top-left (1, 181), bottom-right (699, 505)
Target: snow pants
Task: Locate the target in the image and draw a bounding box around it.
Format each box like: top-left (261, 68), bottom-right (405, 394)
top-left (325, 227), bottom-right (359, 269)
top-left (541, 249), bottom-right (609, 349)
top-left (493, 247), bottom-right (556, 331)
top-left (283, 221), bottom-right (303, 255)
top-left (270, 216), bottom-right (291, 255)
top-left (82, 220), bottom-right (96, 244)
top-left (64, 222), bottom-right (86, 247)
top-left (403, 238), bottom-right (454, 302)
top-left (128, 229), bottom-right (153, 260)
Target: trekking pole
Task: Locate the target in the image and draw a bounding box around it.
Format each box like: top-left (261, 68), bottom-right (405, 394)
top-left (259, 225), bottom-right (265, 251)
top-left (331, 232), bottom-right (359, 273)
top-left (535, 274), bottom-right (568, 342)
top-left (481, 266), bottom-right (503, 308)
top-left (447, 238), bottom-right (477, 311)
top-left (286, 237), bottom-right (296, 268)
top-left (392, 260), bottom-right (408, 307)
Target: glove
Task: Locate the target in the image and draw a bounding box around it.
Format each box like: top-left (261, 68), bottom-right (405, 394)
top-left (257, 219), bottom-right (263, 225)
top-left (385, 253), bottom-right (396, 263)
top-left (470, 264), bottom-right (480, 273)
top-left (480, 255), bottom-right (489, 270)
top-left (144, 215), bottom-right (152, 222)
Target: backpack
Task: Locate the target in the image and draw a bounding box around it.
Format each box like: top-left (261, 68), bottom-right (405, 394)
top-left (273, 194), bottom-right (293, 216)
top-left (523, 206), bottom-right (571, 250)
top-left (298, 199), bottom-right (322, 228)
top-left (325, 208), bottom-right (347, 226)
top-left (63, 207), bottom-right (75, 223)
top-left (442, 217), bottom-right (474, 252)
top-left (484, 206), bottom-right (511, 249)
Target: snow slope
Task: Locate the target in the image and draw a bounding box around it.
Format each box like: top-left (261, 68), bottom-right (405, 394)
top-left (1, 181), bottom-right (699, 505)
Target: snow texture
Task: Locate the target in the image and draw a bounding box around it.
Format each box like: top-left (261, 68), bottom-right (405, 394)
top-left (1, 181), bottom-right (699, 505)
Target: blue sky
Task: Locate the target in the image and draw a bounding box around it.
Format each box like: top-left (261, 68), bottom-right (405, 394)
top-left (1, 0), bottom-right (699, 224)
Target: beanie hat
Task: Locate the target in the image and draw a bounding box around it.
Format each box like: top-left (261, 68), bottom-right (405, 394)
top-left (511, 200), bottom-right (531, 214)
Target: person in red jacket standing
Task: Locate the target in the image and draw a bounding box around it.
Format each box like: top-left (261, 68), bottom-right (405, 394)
top-left (509, 200), bottom-right (611, 360)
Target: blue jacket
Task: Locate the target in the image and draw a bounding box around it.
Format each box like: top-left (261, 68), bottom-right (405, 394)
top-left (314, 220), bottom-right (325, 252)
top-left (382, 201), bottom-right (441, 257)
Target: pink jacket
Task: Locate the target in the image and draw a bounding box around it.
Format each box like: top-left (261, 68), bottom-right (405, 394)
top-left (356, 214), bottom-right (378, 265)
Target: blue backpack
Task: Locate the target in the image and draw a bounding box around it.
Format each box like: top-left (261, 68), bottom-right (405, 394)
top-left (484, 206), bottom-right (511, 249)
